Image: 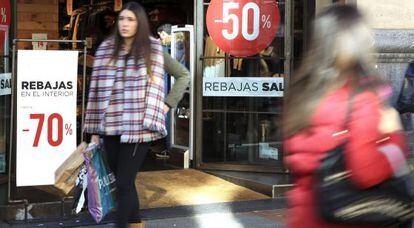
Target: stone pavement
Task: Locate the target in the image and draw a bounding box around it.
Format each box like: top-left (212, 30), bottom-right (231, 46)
top-left (0, 209), bottom-right (285, 227)
top-left (81, 209), bottom-right (285, 228)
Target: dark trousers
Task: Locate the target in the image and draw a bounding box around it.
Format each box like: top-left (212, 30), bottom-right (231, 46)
top-left (102, 136), bottom-right (149, 228)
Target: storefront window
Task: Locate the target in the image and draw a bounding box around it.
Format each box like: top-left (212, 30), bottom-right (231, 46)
top-left (199, 0), bottom-right (311, 170)
top-left (201, 0), bottom-right (287, 167)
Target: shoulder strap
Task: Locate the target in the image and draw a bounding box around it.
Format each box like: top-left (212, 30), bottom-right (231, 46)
top-left (339, 89), bottom-right (356, 133)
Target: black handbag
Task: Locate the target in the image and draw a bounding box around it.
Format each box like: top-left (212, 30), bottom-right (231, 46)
top-left (315, 93), bottom-right (414, 225)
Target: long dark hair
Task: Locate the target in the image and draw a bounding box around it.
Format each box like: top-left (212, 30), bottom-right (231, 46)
top-left (111, 2), bottom-right (153, 80)
top-left (284, 4), bottom-right (383, 137)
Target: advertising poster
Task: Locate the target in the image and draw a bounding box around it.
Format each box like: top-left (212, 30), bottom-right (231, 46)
top-left (203, 77), bottom-right (284, 97)
top-left (16, 50), bottom-right (78, 186)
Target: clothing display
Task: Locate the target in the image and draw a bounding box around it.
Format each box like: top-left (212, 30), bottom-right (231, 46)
top-left (62, 2), bottom-right (115, 52)
top-left (71, 10), bottom-right (86, 49)
top-left (233, 58), bottom-right (243, 71)
top-left (203, 36), bottom-right (229, 78)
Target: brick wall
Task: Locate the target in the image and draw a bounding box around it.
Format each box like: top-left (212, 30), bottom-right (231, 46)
top-left (17, 0), bottom-right (59, 50)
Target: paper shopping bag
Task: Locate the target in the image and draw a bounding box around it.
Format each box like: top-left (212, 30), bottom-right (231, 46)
top-left (54, 142), bottom-right (88, 195)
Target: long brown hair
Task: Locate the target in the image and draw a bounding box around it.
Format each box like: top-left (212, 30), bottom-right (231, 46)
top-left (284, 4), bottom-right (384, 137)
top-left (111, 2), bottom-right (153, 80)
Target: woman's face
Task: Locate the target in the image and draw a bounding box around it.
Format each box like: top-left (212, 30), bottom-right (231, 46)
top-left (118, 9), bottom-right (138, 39)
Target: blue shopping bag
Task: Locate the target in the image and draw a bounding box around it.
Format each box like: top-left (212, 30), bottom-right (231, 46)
top-left (83, 143), bottom-right (116, 223)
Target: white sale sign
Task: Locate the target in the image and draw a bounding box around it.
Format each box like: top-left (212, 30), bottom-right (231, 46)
top-left (16, 50), bottom-right (78, 186)
top-left (0, 73), bottom-right (11, 96)
top-left (203, 77), bottom-right (284, 97)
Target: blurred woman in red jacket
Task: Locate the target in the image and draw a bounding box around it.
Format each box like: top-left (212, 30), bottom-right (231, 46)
top-left (283, 4), bottom-right (408, 228)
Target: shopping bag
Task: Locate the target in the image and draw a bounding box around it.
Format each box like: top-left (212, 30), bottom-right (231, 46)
top-left (72, 164), bottom-right (88, 214)
top-left (83, 143), bottom-right (116, 223)
top-left (54, 142), bottom-right (88, 195)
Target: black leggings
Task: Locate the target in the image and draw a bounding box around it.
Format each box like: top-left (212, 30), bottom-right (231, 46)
top-left (102, 135), bottom-right (149, 228)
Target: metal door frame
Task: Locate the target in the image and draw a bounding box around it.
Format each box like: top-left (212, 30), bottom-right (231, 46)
top-left (170, 25), bottom-right (195, 160)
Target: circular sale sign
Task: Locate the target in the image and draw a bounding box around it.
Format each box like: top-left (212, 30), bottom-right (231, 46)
top-left (206, 0), bottom-right (280, 57)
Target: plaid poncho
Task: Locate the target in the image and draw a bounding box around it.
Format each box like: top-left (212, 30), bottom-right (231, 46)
top-left (84, 37), bottom-right (167, 143)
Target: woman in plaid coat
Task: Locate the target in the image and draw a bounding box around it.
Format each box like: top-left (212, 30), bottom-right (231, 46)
top-left (84, 2), bottom-right (166, 227)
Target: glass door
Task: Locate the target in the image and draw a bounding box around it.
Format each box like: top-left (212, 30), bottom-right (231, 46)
top-left (170, 25), bottom-right (195, 161)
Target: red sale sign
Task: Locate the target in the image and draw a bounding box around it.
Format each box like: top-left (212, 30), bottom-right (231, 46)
top-left (0, 0), bottom-right (11, 27)
top-left (0, 0), bottom-right (10, 54)
top-left (206, 0), bottom-right (280, 57)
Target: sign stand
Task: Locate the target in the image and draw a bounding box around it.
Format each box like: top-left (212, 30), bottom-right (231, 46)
top-left (8, 39), bottom-right (87, 221)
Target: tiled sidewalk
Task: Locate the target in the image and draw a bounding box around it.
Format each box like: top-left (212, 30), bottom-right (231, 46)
top-left (81, 209), bottom-right (285, 228)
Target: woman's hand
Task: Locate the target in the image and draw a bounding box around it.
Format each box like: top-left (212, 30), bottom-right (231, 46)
top-left (163, 104), bottom-right (170, 114)
top-left (91, 135), bottom-right (100, 145)
top-left (378, 107), bottom-right (403, 134)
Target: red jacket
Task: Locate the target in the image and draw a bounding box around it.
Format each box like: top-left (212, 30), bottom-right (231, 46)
top-left (284, 86), bottom-right (408, 228)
